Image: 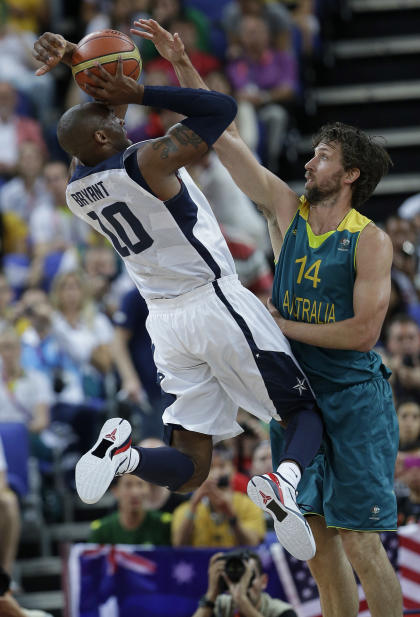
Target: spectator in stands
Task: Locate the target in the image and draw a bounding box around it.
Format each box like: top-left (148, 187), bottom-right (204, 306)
top-left (205, 71), bottom-right (260, 154)
top-left (226, 15), bottom-right (299, 173)
top-left (398, 400), bottom-right (420, 452)
top-left (171, 445), bottom-right (265, 548)
top-left (112, 287), bottom-right (165, 438)
top-left (5, 0), bottom-right (48, 35)
top-left (0, 273), bottom-right (14, 330)
top-left (384, 314), bottom-right (420, 405)
top-left (0, 327), bottom-right (52, 434)
top-left (137, 437), bottom-right (188, 513)
top-left (0, 140), bottom-right (47, 225)
top-left (398, 191), bottom-right (420, 222)
top-left (189, 150), bottom-right (269, 252)
top-left (140, 0), bottom-right (211, 63)
top-left (82, 0), bottom-right (148, 37)
top-left (0, 140), bottom-right (50, 294)
top-left (386, 216), bottom-right (419, 309)
top-left (83, 245), bottom-right (131, 319)
top-left (0, 436), bottom-right (20, 576)
top-left (221, 0), bottom-right (292, 56)
top-left (146, 18), bottom-right (220, 83)
top-left (250, 440), bottom-right (272, 477)
top-left (0, 81), bottom-right (46, 182)
top-left (88, 473), bottom-right (171, 545)
top-left (289, 0), bottom-right (320, 56)
top-left (191, 550), bottom-right (297, 617)
top-left (28, 160), bottom-right (87, 290)
top-left (378, 274), bottom-right (420, 347)
top-left (50, 270), bottom-right (114, 400)
top-left (395, 400), bottom-right (420, 525)
top-left (0, 23), bottom-right (54, 126)
top-left (222, 226), bottom-right (273, 303)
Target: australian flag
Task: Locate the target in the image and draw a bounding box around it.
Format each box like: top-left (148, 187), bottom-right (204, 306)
top-left (67, 541), bottom-right (288, 617)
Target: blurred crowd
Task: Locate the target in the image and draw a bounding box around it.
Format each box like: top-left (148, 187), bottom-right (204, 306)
top-left (1, 0), bottom-right (420, 602)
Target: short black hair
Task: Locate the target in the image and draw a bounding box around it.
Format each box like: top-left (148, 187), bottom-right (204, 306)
top-left (312, 122), bottom-right (392, 210)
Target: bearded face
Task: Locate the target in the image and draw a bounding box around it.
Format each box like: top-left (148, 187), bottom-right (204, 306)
top-left (304, 168), bottom-right (345, 205)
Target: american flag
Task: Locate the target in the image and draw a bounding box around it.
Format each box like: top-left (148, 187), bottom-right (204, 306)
top-left (271, 531), bottom-right (400, 617)
top-left (398, 524), bottom-right (420, 612)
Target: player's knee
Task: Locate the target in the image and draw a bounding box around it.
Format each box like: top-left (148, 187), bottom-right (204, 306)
top-left (339, 529), bottom-right (381, 569)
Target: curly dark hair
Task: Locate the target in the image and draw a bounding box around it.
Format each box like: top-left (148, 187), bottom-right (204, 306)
top-left (312, 122), bottom-right (393, 210)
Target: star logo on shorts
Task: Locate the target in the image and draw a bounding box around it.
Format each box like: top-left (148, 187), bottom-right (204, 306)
top-left (293, 377), bottom-right (307, 396)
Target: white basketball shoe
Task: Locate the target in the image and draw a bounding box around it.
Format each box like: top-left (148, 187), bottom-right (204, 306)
top-left (75, 418), bottom-right (139, 504)
top-left (247, 472), bottom-right (316, 560)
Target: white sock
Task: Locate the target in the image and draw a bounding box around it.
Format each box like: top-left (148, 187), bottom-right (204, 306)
top-left (277, 461), bottom-right (301, 490)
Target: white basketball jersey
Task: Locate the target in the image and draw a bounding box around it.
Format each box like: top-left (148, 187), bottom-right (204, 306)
top-left (66, 143), bottom-right (236, 300)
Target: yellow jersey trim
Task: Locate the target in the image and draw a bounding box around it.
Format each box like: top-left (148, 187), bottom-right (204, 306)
top-left (326, 524), bottom-right (397, 532)
top-left (298, 198), bottom-right (372, 252)
top-left (72, 47), bottom-right (141, 76)
top-left (299, 197), bottom-right (335, 249)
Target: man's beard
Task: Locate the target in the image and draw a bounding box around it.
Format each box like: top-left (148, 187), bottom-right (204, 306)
top-left (304, 170), bottom-right (343, 205)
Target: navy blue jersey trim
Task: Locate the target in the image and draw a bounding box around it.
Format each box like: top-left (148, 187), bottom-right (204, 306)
top-left (212, 280), bottom-right (316, 415)
top-left (124, 151), bottom-right (159, 197)
top-left (165, 182), bottom-right (222, 279)
top-left (70, 151), bottom-right (124, 183)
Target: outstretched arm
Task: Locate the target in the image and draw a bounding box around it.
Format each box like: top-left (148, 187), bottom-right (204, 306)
top-left (131, 19), bottom-right (299, 235)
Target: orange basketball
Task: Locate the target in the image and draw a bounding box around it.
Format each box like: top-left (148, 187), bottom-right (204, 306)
top-left (71, 29), bottom-right (142, 94)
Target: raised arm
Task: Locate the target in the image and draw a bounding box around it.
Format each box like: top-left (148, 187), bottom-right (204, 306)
top-left (131, 19), bottom-right (299, 233)
top-left (269, 224), bottom-right (393, 350)
top-left (83, 59), bottom-right (237, 200)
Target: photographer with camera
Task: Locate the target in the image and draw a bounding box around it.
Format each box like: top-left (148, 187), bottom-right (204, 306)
top-left (172, 445), bottom-right (265, 547)
top-left (192, 550), bottom-right (296, 617)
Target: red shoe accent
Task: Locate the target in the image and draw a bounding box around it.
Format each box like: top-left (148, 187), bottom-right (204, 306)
top-left (259, 490), bottom-right (272, 505)
top-left (105, 428), bottom-right (117, 442)
top-left (114, 438), bottom-right (132, 456)
top-left (267, 473), bottom-right (284, 504)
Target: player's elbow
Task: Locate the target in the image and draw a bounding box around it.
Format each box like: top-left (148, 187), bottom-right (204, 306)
top-left (354, 323), bottom-right (380, 352)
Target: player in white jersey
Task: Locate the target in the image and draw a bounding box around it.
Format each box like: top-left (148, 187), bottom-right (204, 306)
top-left (33, 32), bottom-right (325, 560)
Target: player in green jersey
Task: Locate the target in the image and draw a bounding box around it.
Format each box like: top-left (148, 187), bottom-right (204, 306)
top-left (136, 19), bottom-right (402, 617)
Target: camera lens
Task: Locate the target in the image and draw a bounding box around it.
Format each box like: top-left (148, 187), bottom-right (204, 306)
top-left (225, 556), bottom-right (246, 583)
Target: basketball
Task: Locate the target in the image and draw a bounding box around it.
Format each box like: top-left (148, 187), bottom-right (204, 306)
top-left (71, 29), bottom-right (142, 94)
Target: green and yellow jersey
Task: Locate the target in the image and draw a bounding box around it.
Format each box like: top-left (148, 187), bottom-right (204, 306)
top-left (272, 197), bottom-right (388, 394)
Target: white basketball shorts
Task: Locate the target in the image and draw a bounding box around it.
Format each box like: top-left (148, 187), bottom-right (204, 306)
top-left (146, 275), bottom-right (315, 442)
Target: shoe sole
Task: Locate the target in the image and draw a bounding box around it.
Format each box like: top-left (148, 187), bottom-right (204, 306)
top-left (247, 475), bottom-right (316, 561)
top-left (75, 418), bottom-right (132, 504)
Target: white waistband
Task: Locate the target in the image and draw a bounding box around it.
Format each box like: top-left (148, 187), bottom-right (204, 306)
top-left (146, 274), bottom-right (239, 311)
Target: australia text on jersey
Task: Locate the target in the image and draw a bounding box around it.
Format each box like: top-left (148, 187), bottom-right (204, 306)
top-left (282, 289), bottom-right (336, 324)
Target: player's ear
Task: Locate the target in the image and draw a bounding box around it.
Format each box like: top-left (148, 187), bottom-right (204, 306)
top-left (93, 129), bottom-right (108, 145)
top-left (344, 167), bottom-right (360, 184)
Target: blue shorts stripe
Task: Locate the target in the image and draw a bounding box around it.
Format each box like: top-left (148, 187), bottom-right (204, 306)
top-left (212, 280), bottom-right (316, 415)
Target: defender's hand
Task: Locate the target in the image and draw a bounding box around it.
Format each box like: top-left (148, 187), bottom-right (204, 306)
top-left (130, 18), bottom-right (185, 63)
top-left (83, 58), bottom-right (143, 104)
top-left (33, 32), bottom-right (77, 75)
top-left (267, 298), bottom-right (289, 334)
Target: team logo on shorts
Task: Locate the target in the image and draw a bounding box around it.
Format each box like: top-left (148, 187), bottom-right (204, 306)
top-left (293, 377), bottom-right (307, 396)
top-left (369, 505), bottom-right (381, 520)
